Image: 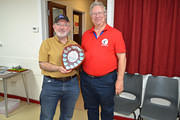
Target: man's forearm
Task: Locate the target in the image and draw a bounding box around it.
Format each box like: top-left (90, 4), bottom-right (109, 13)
top-left (39, 62), bottom-right (59, 72)
top-left (117, 53), bottom-right (127, 81)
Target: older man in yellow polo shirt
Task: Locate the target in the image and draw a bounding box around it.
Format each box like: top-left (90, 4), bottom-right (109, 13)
top-left (39, 15), bottom-right (80, 120)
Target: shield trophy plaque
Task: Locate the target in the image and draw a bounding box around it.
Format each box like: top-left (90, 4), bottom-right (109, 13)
top-left (62, 44), bottom-right (85, 70)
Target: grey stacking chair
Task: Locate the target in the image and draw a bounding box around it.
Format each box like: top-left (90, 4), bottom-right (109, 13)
top-left (140, 76), bottom-right (179, 120)
top-left (179, 103), bottom-right (180, 120)
top-left (114, 73), bottom-right (143, 119)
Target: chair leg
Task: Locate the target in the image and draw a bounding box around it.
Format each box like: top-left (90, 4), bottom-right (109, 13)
top-left (138, 115), bottom-right (143, 120)
top-left (177, 112), bottom-right (180, 120)
top-left (133, 112), bottom-right (136, 120)
top-left (137, 107), bottom-right (142, 120)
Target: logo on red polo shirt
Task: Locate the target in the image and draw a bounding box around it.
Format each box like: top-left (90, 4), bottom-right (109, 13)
top-left (101, 39), bottom-right (108, 46)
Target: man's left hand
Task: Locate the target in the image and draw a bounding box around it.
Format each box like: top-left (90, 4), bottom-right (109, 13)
top-left (115, 79), bottom-right (124, 95)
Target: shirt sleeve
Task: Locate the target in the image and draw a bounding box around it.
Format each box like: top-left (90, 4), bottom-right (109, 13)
top-left (39, 40), bottom-right (49, 62)
top-left (114, 31), bottom-right (126, 53)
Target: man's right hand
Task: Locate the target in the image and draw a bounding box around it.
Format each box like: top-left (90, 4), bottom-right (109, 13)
top-left (58, 66), bottom-right (72, 73)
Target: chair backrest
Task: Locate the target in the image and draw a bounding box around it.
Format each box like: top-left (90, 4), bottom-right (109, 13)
top-left (179, 103), bottom-right (180, 118)
top-left (123, 73), bottom-right (143, 101)
top-left (143, 76), bottom-right (178, 108)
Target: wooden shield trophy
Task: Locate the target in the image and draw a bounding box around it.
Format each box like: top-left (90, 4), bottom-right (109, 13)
top-left (62, 44), bottom-right (85, 70)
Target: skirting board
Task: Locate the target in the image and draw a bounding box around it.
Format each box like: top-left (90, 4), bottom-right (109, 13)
top-left (0, 93), bottom-right (40, 104)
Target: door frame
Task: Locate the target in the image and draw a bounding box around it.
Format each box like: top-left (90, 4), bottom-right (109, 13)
top-left (73, 10), bottom-right (83, 44)
top-left (40, 0), bottom-right (87, 41)
top-left (48, 1), bottom-right (66, 37)
top-left (72, 9), bottom-right (85, 40)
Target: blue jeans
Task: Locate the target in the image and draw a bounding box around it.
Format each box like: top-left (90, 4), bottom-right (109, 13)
top-left (80, 70), bottom-right (117, 120)
top-left (40, 76), bottom-right (80, 120)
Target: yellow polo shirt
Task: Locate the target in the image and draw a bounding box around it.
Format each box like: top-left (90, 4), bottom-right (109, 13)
top-left (39, 36), bottom-right (78, 78)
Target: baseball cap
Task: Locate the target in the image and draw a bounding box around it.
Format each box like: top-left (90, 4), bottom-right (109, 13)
top-left (54, 14), bottom-right (70, 23)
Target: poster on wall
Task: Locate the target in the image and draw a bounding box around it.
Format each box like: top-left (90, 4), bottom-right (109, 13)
top-left (73, 15), bottom-right (79, 34)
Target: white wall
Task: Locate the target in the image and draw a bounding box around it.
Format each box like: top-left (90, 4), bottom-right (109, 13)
top-left (0, 0), bottom-right (93, 101)
top-left (107, 0), bottom-right (114, 27)
top-left (0, 0), bottom-right (43, 100)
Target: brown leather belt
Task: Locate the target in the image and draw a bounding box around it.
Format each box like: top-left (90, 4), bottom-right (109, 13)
top-left (45, 75), bottom-right (77, 82)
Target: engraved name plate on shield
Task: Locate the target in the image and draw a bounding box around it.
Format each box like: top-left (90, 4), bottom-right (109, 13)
top-left (62, 44), bottom-right (85, 70)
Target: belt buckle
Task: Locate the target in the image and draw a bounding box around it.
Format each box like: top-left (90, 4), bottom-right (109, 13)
top-left (71, 75), bottom-right (76, 79)
top-left (69, 76), bottom-right (73, 79)
top-left (63, 75), bottom-right (75, 81)
top-left (63, 77), bottom-right (69, 81)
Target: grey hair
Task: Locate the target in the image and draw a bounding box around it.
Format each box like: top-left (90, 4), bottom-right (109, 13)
top-left (90, 1), bottom-right (107, 15)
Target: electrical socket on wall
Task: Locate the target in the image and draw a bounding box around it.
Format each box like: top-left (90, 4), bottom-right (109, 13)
top-left (32, 26), bottom-right (39, 33)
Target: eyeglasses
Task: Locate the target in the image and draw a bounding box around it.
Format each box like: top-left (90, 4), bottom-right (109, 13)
top-left (91, 11), bottom-right (105, 16)
top-left (56, 23), bottom-right (69, 27)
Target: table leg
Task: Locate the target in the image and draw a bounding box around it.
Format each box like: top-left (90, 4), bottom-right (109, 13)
top-left (21, 74), bottom-right (29, 103)
top-left (3, 79), bottom-right (8, 117)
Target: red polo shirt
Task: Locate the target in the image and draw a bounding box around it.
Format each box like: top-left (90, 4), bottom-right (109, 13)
top-left (81, 24), bottom-right (126, 76)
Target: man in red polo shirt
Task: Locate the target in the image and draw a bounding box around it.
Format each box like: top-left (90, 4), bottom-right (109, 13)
top-left (80, 1), bottom-right (127, 120)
